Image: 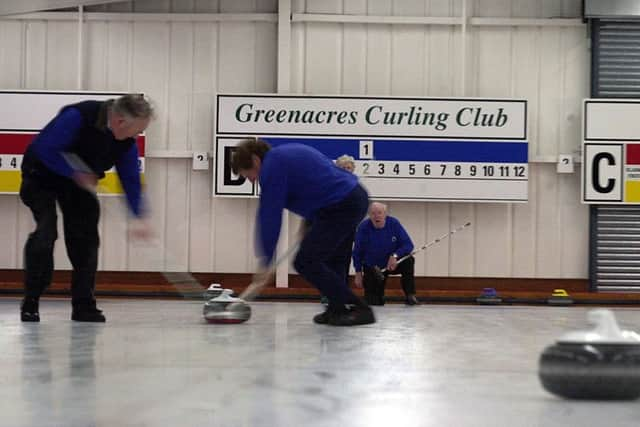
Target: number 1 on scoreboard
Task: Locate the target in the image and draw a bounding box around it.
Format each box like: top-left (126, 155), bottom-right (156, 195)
top-left (359, 140), bottom-right (373, 160)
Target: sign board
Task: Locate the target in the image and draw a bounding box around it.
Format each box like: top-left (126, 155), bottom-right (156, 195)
top-left (0, 91), bottom-right (145, 194)
top-left (582, 99), bottom-right (640, 203)
top-left (214, 94), bottom-right (528, 202)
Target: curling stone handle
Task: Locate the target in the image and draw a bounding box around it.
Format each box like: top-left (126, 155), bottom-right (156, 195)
top-left (589, 309), bottom-right (623, 339)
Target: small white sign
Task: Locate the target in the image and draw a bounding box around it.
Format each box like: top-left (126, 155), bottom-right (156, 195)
top-left (192, 151), bottom-right (209, 170)
top-left (359, 140), bottom-right (373, 159)
top-left (557, 155), bottom-right (574, 174)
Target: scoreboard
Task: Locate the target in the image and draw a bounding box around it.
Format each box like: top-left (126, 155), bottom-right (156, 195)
top-left (214, 94), bottom-right (528, 202)
top-left (582, 99), bottom-right (640, 204)
top-left (0, 91), bottom-right (145, 194)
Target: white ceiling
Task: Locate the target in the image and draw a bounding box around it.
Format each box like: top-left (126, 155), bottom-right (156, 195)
top-left (0, 0), bottom-right (126, 16)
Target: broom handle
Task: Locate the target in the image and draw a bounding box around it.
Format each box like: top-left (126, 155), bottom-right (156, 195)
top-left (62, 153), bottom-right (206, 298)
top-left (239, 242), bottom-right (300, 301)
top-left (379, 221), bottom-right (472, 273)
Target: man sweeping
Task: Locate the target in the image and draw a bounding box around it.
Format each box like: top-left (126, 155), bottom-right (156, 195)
top-left (231, 138), bottom-right (375, 326)
top-left (19, 94), bottom-right (153, 322)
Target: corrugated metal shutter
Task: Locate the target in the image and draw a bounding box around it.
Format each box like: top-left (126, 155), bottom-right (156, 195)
top-left (591, 20), bottom-right (640, 291)
top-left (593, 206), bottom-right (640, 291)
top-left (592, 20), bottom-right (640, 98)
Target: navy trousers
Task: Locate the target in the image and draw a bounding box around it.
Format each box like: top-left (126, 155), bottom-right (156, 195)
top-left (363, 256), bottom-right (416, 305)
top-left (294, 184), bottom-right (368, 306)
top-left (20, 171), bottom-right (100, 303)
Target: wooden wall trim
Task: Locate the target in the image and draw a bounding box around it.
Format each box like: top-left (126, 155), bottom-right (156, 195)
top-left (0, 268), bottom-right (589, 295)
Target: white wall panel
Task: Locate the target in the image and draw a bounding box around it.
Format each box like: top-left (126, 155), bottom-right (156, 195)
top-left (188, 22), bottom-right (217, 272)
top-left (0, 21), bottom-right (24, 87)
top-left (167, 22), bottom-right (194, 151)
top-left (164, 160), bottom-right (190, 271)
top-left (390, 25), bottom-right (424, 95)
top-left (390, 202), bottom-right (427, 274)
top-left (424, 203), bottom-right (451, 276)
top-left (25, 22), bottom-right (47, 88)
top-left (560, 26), bottom-right (588, 156)
top-left (105, 22), bottom-right (133, 91)
top-left (475, 205), bottom-right (512, 277)
top-left (84, 21), bottom-right (107, 89)
top-left (428, 26), bottom-right (458, 96)
top-left (512, 27), bottom-right (539, 155)
top-left (365, 25), bottom-right (391, 94)
top-left (559, 171), bottom-right (588, 277)
top-left (535, 166), bottom-right (562, 277)
top-left (342, 24), bottom-right (366, 94)
top-left (0, 0), bottom-right (589, 281)
top-left (305, 23), bottom-right (341, 93)
top-left (254, 22), bottom-right (277, 92)
top-left (449, 203), bottom-right (475, 276)
top-left (511, 179), bottom-right (537, 277)
top-left (474, 28), bottom-right (511, 97)
top-left (45, 22), bottom-right (77, 89)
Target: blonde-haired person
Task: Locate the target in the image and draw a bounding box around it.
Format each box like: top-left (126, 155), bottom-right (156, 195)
top-left (335, 154), bottom-right (355, 173)
top-left (19, 94), bottom-right (153, 323)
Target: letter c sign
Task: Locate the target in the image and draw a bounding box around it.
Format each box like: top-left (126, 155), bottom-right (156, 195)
top-left (583, 144), bottom-right (622, 202)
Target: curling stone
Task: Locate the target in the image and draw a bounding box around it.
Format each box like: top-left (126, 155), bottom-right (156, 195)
top-left (203, 289), bottom-right (251, 324)
top-left (547, 289), bottom-right (573, 306)
top-left (202, 283), bottom-right (224, 300)
top-left (538, 309), bottom-right (640, 400)
top-left (476, 287), bottom-right (502, 305)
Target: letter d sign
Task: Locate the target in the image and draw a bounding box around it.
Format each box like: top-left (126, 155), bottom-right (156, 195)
top-left (214, 138), bottom-right (255, 196)
top-left (583, 144), bottom-right (622, 202)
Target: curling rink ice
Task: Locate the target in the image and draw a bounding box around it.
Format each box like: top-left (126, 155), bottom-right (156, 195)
top-left (1, 299), bottom-right (640, 427)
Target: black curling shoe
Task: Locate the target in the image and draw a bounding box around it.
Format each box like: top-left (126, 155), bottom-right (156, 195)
top-left (313, 303), bottom-right (348, 325)
top-left (405, 295), bottom-right (419, 306)
top-left (21, 297), bottom-right (40, 322)
top-left (328, 305), bottom-right (376, 326)
top-left (313, 310), bottom-right (331, 324)
top-left (71, 300), bottom-right (106, 323)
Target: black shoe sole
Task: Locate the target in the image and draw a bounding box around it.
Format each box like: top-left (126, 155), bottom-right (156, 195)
top-left (71, 315), bottom-right (106, 323)
top-left (313, 313), bottom-right (330, 324)
top-left (328, 310), bottom-right (376, 326)
top-left (21, 313), bottom-right (40, 322)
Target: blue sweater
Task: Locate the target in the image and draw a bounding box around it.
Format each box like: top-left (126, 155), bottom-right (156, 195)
top-left (352, 216), bottom-right (414, 271)
top-left (28, 106), bottom-right (143, 216)
top-left (257, 143), bottom-right (358, 263)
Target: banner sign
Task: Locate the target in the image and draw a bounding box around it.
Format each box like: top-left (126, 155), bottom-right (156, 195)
top-left (215, 94), bottom-right (528, 202)
top-left (0, 91), bottom-right (145, 194)
top-left (583, 99), bottom-right (640, 203)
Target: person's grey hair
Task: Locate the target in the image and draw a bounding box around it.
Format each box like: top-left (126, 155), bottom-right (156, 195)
top-left (112, 94), bottom-right (154, 120)
top-left (369, 202), bottom-right (387, 213)
top-left (336, 154), bottom-right (355, 168)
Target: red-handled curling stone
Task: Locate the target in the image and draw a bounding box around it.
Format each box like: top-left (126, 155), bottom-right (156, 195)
top-left (538, 309), bottom-right (640, 400)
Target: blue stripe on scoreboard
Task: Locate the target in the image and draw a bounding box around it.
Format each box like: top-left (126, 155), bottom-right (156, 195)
top-left (261, 137), bottom-right (527, 163)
